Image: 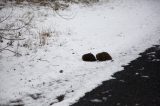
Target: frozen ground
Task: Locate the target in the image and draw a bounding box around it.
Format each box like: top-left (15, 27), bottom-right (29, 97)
top-left (0, 0), bottom-right (160, 106)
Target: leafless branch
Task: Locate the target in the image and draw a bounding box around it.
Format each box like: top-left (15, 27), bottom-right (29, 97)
top-left (0, 45), bottom-right (22, 56)
top-left (0, 4), bottom-right (13, 24)
top-left (0, 35), bottom-right (25, 40)
top-left (0, 32), bottom-right (25, 40)
top-left (0, 2), bottom-right (34, 57)
top-left (0, 45), bottom-right (9, 51)
top-left (0, 15), bottom-right (34, 31)
top-left (0, 48), bottom-right (22, 56)
top-left (46, 1), bottom-right (76, 20)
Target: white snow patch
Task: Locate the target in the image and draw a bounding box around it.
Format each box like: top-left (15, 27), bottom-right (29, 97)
top-left (0, 0), bottom-right (160, 106)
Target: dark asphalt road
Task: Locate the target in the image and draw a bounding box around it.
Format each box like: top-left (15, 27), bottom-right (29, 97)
top-left (71, 45), bottom-right (160, 106)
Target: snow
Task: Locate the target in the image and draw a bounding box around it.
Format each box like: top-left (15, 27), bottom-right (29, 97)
top-left (0, 0), bottom-right (160, 106)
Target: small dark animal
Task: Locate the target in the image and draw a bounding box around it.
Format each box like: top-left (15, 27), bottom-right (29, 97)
top-left (82, 53), bottom-right (96, 62)
top-left (96, 52), bottom-right (112, 61)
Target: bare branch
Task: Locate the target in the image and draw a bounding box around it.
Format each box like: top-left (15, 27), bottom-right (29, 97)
top-left (0, 33), bottom-right (25, 40)
top-left (0, 48), bottom-right (22, 56)
top-left (1, 36), bottom-right (25, 40)
top-left (47, 1), bottom-right (76, 20)
top-left (0, 4), bottom-right (13, 24)
top-left (55, 10), bottom-right (76, 20)
top-left (0, 45), bottom-right (9, 51)
top-left (0, 15), bottom-right (34, 31)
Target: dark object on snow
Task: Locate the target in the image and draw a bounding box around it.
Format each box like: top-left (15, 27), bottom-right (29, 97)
top-left (82, 53), bottom-right (96, 62)
top-left (96, 52), bottom-right (112, 61)
top-left (28, 93), bottom-right (42, 100)
top-left (57, 95), bottom-right (65, 102)
top-left (59, 70), bottom-right (63, 73)
top-left (9, 99), bottom-right (24, 106)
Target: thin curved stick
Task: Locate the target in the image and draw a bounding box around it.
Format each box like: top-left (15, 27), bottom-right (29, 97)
top-left (47, 1), bottom-right (76, 20)
top-left (0, 32), bottom-right (25, 40)
top-left (0, 15), bottom-right (33, 31)
top-left (0, 35), bottom-right (25, 40)
top-left (0, 3), bottom-right (14, 24)
top-left (0, 46), bottom-right (9, 52)
top-left (0, 49), bottom-right (22, 56)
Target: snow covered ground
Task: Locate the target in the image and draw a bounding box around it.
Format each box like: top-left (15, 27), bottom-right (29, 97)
top-left (0, 0), bottom-right (160, 106)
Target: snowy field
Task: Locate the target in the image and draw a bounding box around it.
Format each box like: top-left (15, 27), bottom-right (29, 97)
top-left (0, 0), bottom-right (160, 106)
